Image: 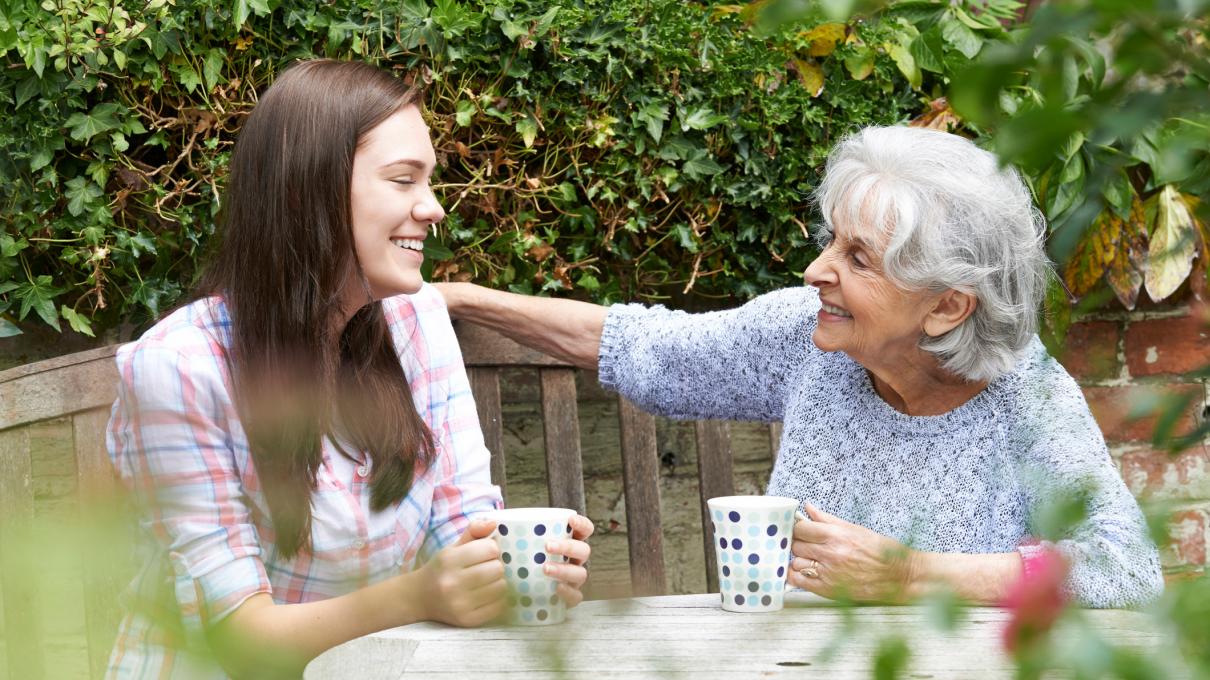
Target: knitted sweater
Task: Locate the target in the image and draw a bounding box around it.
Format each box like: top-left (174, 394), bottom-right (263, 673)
top-left (598, 286), bottom-right (1163, 608)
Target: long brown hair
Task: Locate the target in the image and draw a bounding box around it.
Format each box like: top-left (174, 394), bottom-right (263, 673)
top-left (195, 60), bottom-right (434, 558)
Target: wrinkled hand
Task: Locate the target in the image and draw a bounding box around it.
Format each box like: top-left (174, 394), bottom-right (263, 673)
top-left (787, 504), bottom-right (917, 602)
top-left (419, 518), bottom-right (507, 627)
top-left (542, 514), bottom-right (594, 608)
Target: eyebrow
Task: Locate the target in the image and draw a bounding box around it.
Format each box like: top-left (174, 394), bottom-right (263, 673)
top-left (829, 224), bottom-right (879, 253)
top-left (379, 159), bottom-right (429, 171)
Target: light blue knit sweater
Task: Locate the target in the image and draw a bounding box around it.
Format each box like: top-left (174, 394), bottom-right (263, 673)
top-left (598, 286), bottom-right (1163, 608)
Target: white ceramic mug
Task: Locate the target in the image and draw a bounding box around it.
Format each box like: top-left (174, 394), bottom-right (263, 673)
top-left (706, 495), bottom-right (798, 612)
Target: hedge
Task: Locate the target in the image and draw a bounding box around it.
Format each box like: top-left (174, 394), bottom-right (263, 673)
top-left (0, 0), bottom-right (1013, 337)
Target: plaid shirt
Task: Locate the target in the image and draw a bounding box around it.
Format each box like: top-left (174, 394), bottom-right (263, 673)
top-left (105, 285), bottom-right (501, 678)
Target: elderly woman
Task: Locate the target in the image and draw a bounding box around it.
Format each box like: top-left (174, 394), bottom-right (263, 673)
top-left (438, 126), bottom-right (1163, 608)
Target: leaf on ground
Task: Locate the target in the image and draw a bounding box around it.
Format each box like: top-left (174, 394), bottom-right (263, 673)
top-left (1145, 185), bottom-right (1198, 302)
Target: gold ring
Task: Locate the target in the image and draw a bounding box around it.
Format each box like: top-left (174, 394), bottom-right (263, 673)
top-left (802, 559), bottom-right (819, 578)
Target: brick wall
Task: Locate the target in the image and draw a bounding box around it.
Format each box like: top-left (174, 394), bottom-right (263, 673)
top-left (1055, 300), bottom-right (1210, 580)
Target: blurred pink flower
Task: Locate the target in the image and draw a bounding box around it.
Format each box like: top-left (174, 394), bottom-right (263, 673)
top-left (1001, 548), bottom-right (1070, 654)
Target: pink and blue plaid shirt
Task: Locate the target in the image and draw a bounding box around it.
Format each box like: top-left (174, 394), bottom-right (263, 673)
top-left (105, 284), bottom-right (501, 678)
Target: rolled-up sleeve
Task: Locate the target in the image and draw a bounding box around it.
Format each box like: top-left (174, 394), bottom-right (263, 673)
top-left (409, 290), bottom-right (503, 560)
top-left (108, 340), bottom-right (271, 638)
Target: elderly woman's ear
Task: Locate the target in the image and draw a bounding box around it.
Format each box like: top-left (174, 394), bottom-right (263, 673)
top-left (922, 289), bottom-right (978, 338)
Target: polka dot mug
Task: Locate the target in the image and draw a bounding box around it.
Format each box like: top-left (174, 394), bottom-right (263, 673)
top-left (706, 495), bottom-right (799, 613)
top-left (487, 507), bottom-right (576, 626)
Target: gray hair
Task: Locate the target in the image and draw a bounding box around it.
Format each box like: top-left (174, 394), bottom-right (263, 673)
top-left (814, 126), bottom-right (1051, 382)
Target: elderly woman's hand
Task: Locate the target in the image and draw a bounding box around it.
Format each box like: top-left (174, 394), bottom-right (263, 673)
top-left (542, 514), bottom-right (594, 608)
top-left (787, 504), bottom-right (918, 602)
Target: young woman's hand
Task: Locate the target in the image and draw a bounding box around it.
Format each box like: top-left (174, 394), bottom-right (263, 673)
top-left (542, 514), bottom-right (594, 608)
top-left (417, 518), bottom-right (507, 627)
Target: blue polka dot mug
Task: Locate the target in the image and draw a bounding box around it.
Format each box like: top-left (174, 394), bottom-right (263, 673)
top-left (486, 507), bottom-right (576, 626)
top-left (706, 495), bottom-right (798, 613)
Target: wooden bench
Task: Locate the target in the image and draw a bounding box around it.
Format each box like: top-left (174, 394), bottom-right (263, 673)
top-left (0, 323), bottom-right (782, 680)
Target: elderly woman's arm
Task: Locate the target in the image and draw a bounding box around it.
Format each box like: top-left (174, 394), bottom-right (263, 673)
top-left (789, 504), bottom-right (1023, 604)
top-left (1011, 367), bottom-right (1164, 609)
top-left (438, 282), bottom-right (819, 423)
top-left (435, 282), bottom-right (606, 368)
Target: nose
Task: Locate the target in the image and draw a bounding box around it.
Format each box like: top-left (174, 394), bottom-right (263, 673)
top-left (412, 188), bottom-right (446, 227)
top-left (804, 246), bottom-right (838, 288)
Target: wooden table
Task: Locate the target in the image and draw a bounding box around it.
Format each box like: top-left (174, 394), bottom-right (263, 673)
top-left (304, 593), bottom-right (1176, 679)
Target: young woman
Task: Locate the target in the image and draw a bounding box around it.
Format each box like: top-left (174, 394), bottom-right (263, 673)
top-left (105, 59), bottom-right (593, 679)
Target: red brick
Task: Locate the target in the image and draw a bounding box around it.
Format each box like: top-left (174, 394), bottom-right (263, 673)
top-left (1082, 384), bottom-right (1204, 443)
top-left (1162, 509), bottom-right (1207, 569)
top-left (1119, 444), bottom-right (1210, 500)
top-left (1056, 321), bottom-right (1121, 382)
top-left (1124, 314), bottom-right (1210, 377)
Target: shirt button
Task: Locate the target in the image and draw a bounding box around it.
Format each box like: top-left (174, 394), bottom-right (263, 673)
top-left (354, 539), bottom-right (367, 550)
top-left (356, 465), bottom-right (369, 477)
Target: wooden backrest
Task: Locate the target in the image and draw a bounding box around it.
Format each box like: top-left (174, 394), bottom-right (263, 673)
top-left (0, 346), bottom-right (123, 680)
top-left (0, 325), bottom-right (783, 679)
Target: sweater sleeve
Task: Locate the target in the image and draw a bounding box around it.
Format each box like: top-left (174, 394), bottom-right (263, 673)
top-left (1013, 350), bottom-right (1164, 608)
top-left (597, 287), bottom-right (818, 422)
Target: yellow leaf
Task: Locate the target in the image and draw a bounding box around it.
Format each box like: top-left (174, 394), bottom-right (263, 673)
top-left (1145, 185), bottom-right (1198, 302)
top-left (793, 59), bottom-right (825, 97)
top-left (712, 0), bottom-right (766, 23)
top-left (1063, 211), bottom-right (1121, 297)
top-left (1106, 197), bottom-right (1147, 309)
top-left (800, 23), bottom-right (847, 57)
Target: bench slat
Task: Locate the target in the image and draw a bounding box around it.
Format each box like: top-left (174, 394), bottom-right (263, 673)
top-left (466, 368), bottom-right (507, 504)
top-left (693, 420), bottom-right (734, 594)
top-left (0, 350), bottom-right (119, 432)
top-left (0, 427), bottom-right (45, 680)
top-left (617, 397), bottom-right (666, 596)
top-left (539, 369), bottom-right (586, 515)
top-left (73, 408), bottom-right (123, 680)
top-left (768, 422), bottom-right (783, 464)
top-left (456, 323), bottom-right (572, 368)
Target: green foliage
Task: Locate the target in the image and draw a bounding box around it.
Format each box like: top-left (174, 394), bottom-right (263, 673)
top-left (0, 0), bottom-right (1004, 335)
top-left (947, 0), bottom-right (1210, 321)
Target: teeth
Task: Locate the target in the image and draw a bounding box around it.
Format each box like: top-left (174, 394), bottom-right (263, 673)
top-left (391, 238), bottom-right (424, 252)
top-left (822, 303), bottom-right (852, 318)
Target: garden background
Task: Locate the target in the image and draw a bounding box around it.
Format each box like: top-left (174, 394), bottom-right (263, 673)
top-left (1, 0), bottom-right (1209, 677)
